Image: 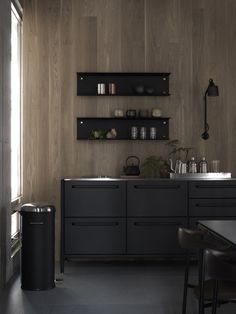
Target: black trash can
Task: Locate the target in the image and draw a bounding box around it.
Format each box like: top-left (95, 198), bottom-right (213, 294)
top-left (20, 203), bottom-right (55, 290)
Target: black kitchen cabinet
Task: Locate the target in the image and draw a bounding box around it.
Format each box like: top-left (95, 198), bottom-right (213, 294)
top-left (127, 181), bottom-right (187, 255)
top-left (189, 181), bottom-right (236, 237)
top-left (61, 178), bottom-right (236, 272)
top-left (189, 181), bottom-right (236, 198)
top-left (127, 218), bottom-right (187, 255)
top-left (64, 181), bottom-right (126, 217)
top-left (61, 179), bottom-right (126, 272)
top-left (65, 218), bottom-right (126, 255)
top-left (127, 181), bottom-right (187, 216)
top-left (189, 199), bottom-right (236, 217)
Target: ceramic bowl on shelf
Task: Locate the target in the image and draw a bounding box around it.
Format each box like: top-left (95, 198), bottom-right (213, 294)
top-left (145, 87), bottom-right (154, 94)
top-left (151, 108), bottom-right (162, 117)
top-left (134, 85), bottom-right (145, 94)
top-left (138, 109), bottom-right (149, 118)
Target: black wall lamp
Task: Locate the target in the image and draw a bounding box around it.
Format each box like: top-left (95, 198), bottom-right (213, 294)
top-left (201, 78), bottom-right (219, 140)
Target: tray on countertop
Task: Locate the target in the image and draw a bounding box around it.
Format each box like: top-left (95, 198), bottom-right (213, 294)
top-left (170, 173), bottom-right (232, 180)
top-left (120, 175), bottom-right (141, 179)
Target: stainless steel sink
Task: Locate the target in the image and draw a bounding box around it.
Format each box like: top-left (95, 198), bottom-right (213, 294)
top-left (170, 172), bottom-right (232, 180)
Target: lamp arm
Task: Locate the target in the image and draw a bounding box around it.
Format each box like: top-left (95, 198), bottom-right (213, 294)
top-left (202, 91), bottom-right (209, 140)
top-left (204, 92), bottom-right (208, 130)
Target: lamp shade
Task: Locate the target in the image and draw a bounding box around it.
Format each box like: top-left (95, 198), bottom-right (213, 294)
top-left (207, 78), bottom-right (219, 96)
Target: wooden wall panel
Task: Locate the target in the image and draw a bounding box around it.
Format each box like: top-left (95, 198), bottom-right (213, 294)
top-left (60, 0), bottom-right (75, 178)
top-left (121, 0), bottom-right (145, 71)
top-left (23, 0), bottom-right (236, 259)
top-left (225, 0), bottom-right (236, 172)
top-left (23, 0), bottom-right (42, 201)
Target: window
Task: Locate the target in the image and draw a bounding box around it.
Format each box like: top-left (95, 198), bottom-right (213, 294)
top-left (11, 2), bottom-right (22, 254)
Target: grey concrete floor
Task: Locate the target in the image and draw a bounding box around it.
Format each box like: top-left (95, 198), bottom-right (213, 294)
top-left (0, 261), bottom-right (235, 314)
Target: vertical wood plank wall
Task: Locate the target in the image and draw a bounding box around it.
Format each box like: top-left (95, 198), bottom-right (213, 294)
top-left (23, 0), bottom-right (236, 258)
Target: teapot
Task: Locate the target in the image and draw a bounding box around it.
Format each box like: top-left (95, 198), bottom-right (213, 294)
top-left (123, 156), bottom-right (140, 176)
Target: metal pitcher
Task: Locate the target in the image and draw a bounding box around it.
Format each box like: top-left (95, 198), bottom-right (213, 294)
top-left (169, 159), bottom-right (187, 174)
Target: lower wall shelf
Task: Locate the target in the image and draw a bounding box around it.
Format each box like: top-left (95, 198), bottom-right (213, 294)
top-left (77, 117), bottom-right (170, 140)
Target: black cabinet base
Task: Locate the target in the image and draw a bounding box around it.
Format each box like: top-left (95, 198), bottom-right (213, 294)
top-left (60, 254), bottom-right (186, 273)
top-left (21, 283), bottom-right (55, 291)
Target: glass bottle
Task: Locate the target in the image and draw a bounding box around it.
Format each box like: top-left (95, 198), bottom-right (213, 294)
top-left (199, 157), bottom-right (208, 173)
top-left (188, 157), bottom-right (197, 173)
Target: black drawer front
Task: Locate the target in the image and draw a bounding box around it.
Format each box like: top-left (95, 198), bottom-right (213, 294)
top-left (127, 218), bottom-right (187, 255)
top-left (65, 218), bottom-right (126, 255)
top-left (127, 181), bottom-right (187, 216)
top-left (189, 199), bottom-right (236, 216)
top-left (189, 181), bottom-right (236, 198)
top-left (64, 181), bottom-right (126, 217)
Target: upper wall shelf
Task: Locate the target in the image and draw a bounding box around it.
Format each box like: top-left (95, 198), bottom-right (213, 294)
top-left (77, 117), bottom-right (170, 140)
top-left (77, 72), bottom-right (170, 96)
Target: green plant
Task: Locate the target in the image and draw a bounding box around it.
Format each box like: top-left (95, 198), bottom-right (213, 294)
top-left (90, 129), bottom-right (107, 139)
top-left (140, 140), bottom-right (194, 178)
top-left (89, 128), bottom-right (117, 140)
top-left (166, 139), bottom-right (192, 162)
top-left (140, 155), bottom-right (164, 178)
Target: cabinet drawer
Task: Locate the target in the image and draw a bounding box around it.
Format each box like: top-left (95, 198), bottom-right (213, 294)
top-left (127, 181), bottom-right (187, 216)
top-left (127, 218), bottom-right (187, 254)
top-left (189, 199), bottom-right (236, 216)
top-left (64, 181), bottom-right (126, 217)
top-left (189, 181), bottom-right (236, 198)
top-left (65, 218), bottom-right (126, 255)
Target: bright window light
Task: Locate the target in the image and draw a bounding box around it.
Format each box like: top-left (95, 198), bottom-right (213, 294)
top-left (11, 3), bottom-right (22, 242)
top-left (11, 211), bottom-right (20, 239)
top-left (11, 4), bottom-right (22, 202)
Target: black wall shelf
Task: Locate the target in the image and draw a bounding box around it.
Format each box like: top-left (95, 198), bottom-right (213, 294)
top-left (77, 117), bottom-right (170, 140)
top-left (77, 72), bottom-right (170, 96)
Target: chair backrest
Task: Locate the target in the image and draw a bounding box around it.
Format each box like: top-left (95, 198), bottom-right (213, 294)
top-left (205, 249), bottom-right (236, 282)
top-left (178, 227), bottom-right (207, 249)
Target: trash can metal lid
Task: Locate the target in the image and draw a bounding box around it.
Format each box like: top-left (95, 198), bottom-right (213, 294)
top-left (20, 203), bottom-right (55, 213)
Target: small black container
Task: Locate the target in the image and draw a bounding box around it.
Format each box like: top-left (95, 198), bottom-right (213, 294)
top-left (20, 203), bottom-right (55, 290)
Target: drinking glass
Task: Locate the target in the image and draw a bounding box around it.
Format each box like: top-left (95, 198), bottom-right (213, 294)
top-left (131, 126), bottom-right (138, 139)
top-left (150, 127), bottom-right (156, 140)
top-left (210, 160), bottom-right (220, 172)
top-left (140, 127), bottom-right (146, 140)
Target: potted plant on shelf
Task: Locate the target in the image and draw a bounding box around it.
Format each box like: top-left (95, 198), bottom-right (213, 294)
top-left (90, 128), bottom-right (117, 139)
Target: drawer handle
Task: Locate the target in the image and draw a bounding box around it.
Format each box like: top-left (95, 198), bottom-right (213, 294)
top-left (133, 222), bottom-right (182, 227)
top-left (29, 222), bottom-right (44, 225)
top-left (134, 185), bottom-right (181, 189)
top-left (196, 203), bottom-right (236, 208)
top-left (72, 185), bottom-right (119, 189)
top-left (72, 222), bottom-right (119, 227)
top-left (195, 185), bottom-right (236, 189)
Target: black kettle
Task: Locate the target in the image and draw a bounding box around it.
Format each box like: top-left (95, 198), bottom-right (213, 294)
top-left (123, 156), bottom-right (140, 176)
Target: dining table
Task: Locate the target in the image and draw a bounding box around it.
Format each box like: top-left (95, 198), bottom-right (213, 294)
top-left (198, 220), bottom-right (236, 248)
